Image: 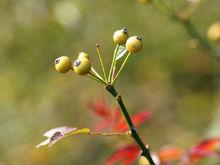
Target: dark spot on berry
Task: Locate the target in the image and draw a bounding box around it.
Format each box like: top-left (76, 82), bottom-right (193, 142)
top-left (55, 58), bottom-right (60, 64)
top-left (74, 59), bottom-right (81, 66)
top-left (136, 36), bottom-right (142, 40)
top-left (122, 28), bottom-right (128, 34)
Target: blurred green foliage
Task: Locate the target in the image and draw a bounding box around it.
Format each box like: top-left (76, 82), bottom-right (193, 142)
top-left (0, 0), bottom-right (220, 164)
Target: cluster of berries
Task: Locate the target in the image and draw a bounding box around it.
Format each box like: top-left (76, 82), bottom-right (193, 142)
top-left (54, 28), bottom-right (143, 77)
top-left (55, 52), bottom-right (91, 74)
top-left (113, 28), bottom-right (143, 53)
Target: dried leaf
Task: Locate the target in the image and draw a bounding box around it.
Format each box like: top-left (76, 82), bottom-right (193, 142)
top-left (44, 126), bottom-right (76, 138)
top-left (36, 127), bottom-right (90, 148)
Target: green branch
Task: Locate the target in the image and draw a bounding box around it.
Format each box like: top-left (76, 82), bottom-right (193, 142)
top-left (105, 85), bottom-right (155, 165)
top-left (151, 1), bottom-right (219, 61)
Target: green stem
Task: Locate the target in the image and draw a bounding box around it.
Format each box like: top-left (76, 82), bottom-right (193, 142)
top-left (108, 44), bottom-right (119, 83)
top-left (112, 52), bottom-right (131, 84)
top-left (96, 45), bottom-right (107, 81)
top-left (151, 1), bottom-right (219, 61)
top-left (178, 19), bottom-right (214, 52)
top-left (105, 85), bottom-right (155, 165)
top-left (172, 15), bottom-right (218, 60)
top-left (88, 72), bottom-right (107, 85)
top-left (91, 67), bottom-right (105, 82)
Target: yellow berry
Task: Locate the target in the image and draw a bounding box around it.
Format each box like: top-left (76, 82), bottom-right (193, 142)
top-left (78, 52), bottom-right (90, 59)
top-left (138, 156), bottom-right (150, 165)
top-left (126, 36), bottom-right (143, 53)
top-left (73, 57), bottom-right (91, 75)
top-left (138, 0), bottom-right (151, 4)
top-left (207, 22), bottom-right (220, 42)
top-left (113, 28), bottom-right (129, 45)
top-left (54, 56), bottom-right (72, 73)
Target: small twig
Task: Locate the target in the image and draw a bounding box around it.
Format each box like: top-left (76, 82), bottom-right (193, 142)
top-left (108, 44), bottom-right (119, 83)
top-left (111, 66), bottom-right (116, 83)
top-left (112, 52), bottom-right (131, 84)
top-left (89, 131), bottom-right (131, 137)
top-left (91, 67), bottom-right (106, 82)
top-left (96, 44), bottom-right (107, 82)
top-left (87, 72), bottom-right (107, 85)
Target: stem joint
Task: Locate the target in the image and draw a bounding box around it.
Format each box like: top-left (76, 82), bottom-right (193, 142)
top-left (116, 95), bottom-right (122, 102)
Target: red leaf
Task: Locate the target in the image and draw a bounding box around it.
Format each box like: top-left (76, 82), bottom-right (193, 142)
top-left (105, 144), bottom-right (140, 165)
top-left (131, 111), bottom-right (151, 128)
top-left (114, 111), bottom-right (151, 132)
top-left (88, 99), bottom-right (112, 119)
top-left (158, 146), bottom-right (183, 162)
top-left (89, 100), bottom-right (151, 132)
top-left (186, 137), bottom-right (220, 161)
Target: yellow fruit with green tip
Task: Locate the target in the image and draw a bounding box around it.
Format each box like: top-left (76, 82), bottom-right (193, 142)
top-left (73, 57), bottom-right (91, 75)
top-left (54, 56), bottom-right (72, 73)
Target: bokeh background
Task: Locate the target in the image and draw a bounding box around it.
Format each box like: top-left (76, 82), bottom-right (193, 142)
top-left (0, 0), bottom-right (220, 164)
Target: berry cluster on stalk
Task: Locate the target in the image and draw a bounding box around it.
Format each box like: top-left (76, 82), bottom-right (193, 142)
top-left (52, 29), bottom-right (156, 164)
top-left (54, 28), bottom-right (143, 85)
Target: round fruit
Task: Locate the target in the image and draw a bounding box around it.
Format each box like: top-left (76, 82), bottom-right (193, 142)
top-left (73, 57), bottom-right (91, 75)
top-left (126, 36), bottom-right (143, 53)
top-left (207, 22), bottom-right (220, 42)
top-left (54, 56), bottom-right (72, 73)
top-left (113, 28), bottom-right (129, 45)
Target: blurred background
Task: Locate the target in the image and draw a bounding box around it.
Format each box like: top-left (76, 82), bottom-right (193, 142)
top-left (0, 0), bottom-right (220, 164)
